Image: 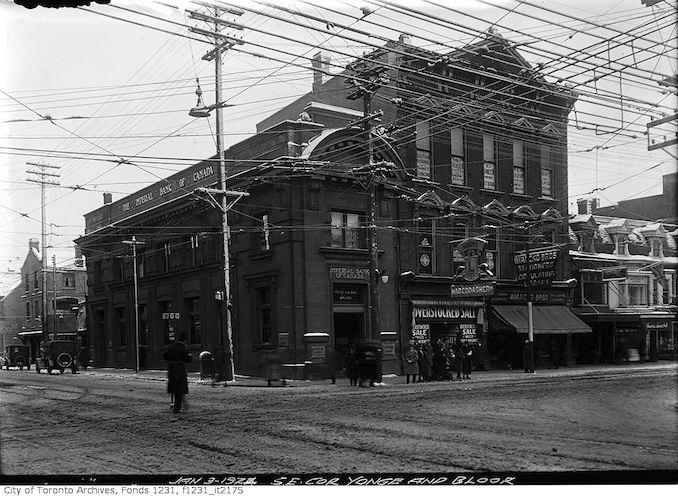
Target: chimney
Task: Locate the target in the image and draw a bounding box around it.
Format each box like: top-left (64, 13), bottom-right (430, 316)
top-left (29, 238), bottom-right (39, 252)
top-left (590, 198), bottom-right (600, 212)
top-left (74, 246), bottom-right (84, 268)
top-left (577, 198), bottom-right (589, 215)
top-left (103, 192), bottom-right (112, 205)
top-left (311, 51), bottom-right (330, 93)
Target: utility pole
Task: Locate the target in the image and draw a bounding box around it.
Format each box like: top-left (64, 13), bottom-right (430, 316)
top-left (188, 5), bottom-right (246, 383)
top-left (346, 61), bottom-right (390, 342)
top-left (123, 236), bottom-right (145, 374)
top-left (26, 162), bottom-right (60, 341)
top-left (524, 221), bottom-right (535, 373)
top-left (52, 256), bottom-right (57, 341)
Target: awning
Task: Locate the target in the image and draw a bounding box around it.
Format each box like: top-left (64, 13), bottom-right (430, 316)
top-left (492, 305), bottom-right (592, 334)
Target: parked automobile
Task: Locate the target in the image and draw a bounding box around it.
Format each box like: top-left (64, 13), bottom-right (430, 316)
top-left (36, 340), bottom-right (78, 374)
top-left (4, 345), bottom-right (30, 370)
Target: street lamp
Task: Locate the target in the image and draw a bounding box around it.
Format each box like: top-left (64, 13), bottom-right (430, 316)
top-left (188, 82), bottom-right (235, 118)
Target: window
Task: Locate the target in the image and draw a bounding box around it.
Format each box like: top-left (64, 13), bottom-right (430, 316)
top-left (159, 301), bottom-right (173, 344)
top-left (581, 270), bottom-right (608, 305)
top-left (115, 307), bottom-right (127, 347)
top-left (416, 120), bottom-right (431, 180)
top-left (331, 211), bottom-right (364, 249)
top-left (34, 271), bottom-right (39, 289)
top-left (26, 302), bottom-right (30, 319)
top-left (185, 297), bottom-right (202, 345)
top-left (626, 276), bottom-right (648, 306)
top-left (452, 221), bottom-right (469, 275)
top-left (63, 272), bottom-right (74, 288)
top-left (483, 134), bottom-right (496, 190)
top-left (260, 214), bottom-right (270, 251)
top-left (541, 144), bottom-right (553, 197)
top-left (137, 250), bottom-right (146, 278)
top-left (93, 260), bottom-right (102, 287)
top-left (256, 287), bottom-right (273, 344)
top-left (450, 128), bottom-right (465, 186)
top-left (513, 140), bottom-right (525, 194)
top-left (24, 273), bottom-right (29, 291)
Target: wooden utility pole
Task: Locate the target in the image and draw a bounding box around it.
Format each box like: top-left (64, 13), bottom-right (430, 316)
top-left (26, 162), bottom-right (60, 341)
top-left (123, 236), bottom-right (145, 374)
top-left (188, 5), bottom-right (246, 383)
top-left (346, 61), bottom-right (390, 342)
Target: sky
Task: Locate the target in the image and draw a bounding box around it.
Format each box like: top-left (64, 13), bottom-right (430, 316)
top-left (0, 0), bottom-right (676, 271)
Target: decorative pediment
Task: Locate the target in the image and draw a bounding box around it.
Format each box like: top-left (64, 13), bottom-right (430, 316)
top-left (601, 218), bottom-right (630, 236)
top-left (541, 123), bottom-right (562, 136)
top-left (569, 214), bottom-right (599, 232)
top-left (451, 195), bottom-right (477, 213)
top-left (638, 222), bottom-right (667, 238)
top-left (483, 111), bottom-right (506, 125)
top-left (512, 117), bottom-right (535, 130)
top-left (415, 190), bottom-right (447, 209)
top-left (482, 199), bottom-right (509, 216)
top-left (540, 207), bottom-right (562, 222)
top-left (511, 205), bottom-right (537, 220)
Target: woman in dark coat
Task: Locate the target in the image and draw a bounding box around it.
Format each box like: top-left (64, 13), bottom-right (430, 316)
top-left (418, 341), bottom-right (433, 382)
top-left (345, 344), bottom-right (359, 387)
top-left (403, 341), bottom-right (420, 384)
top-left (451, 342), bottom-right (463, 381)
top-left (461, 342), bottom-right (472, 380)
top-left (162, 340), bottom-right (192, 413)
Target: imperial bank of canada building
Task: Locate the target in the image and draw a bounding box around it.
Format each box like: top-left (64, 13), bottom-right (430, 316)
top-left (77, 31), bottom-right (601, 379)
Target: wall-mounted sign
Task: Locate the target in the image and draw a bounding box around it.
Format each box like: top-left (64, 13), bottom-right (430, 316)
top-left (457, 237), bottom-right (488, 282)
top-left (450, 282), bottom-right (495, 298)
top-left (459, 323), bottom-right (478, 345)
top-left (278, 332), bottom-right (289, 347)
top-left (601, 266), bottom-right (628, 281)
top-left (412, 302), bottom-right (478, 322)
top-left (310, 344), bottom-right (326, 361)
top-left (514, 248), bottom-right (559, 288)
top-left (333, 284), bottom-right (364, 304)
top-left (329, 267), bottom-right (369, 280)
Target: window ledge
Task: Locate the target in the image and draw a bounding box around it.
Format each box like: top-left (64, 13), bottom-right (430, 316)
top-left (509, 193), bottom-right (533, 200)
top-left (250, 250), bottom-right (273, 261)
top-left (448, 184), bottom-right (473, 191)
top-left (539, 195), bottom-right (555, 201)
top-left (479, 189), bottom-right (503, 195)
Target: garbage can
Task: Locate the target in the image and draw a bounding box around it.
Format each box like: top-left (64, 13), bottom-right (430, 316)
top-left (199, 351), bottom-right (215, 381)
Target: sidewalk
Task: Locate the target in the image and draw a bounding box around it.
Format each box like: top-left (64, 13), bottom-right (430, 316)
top-left (81, 360), bottom-right (677, 389)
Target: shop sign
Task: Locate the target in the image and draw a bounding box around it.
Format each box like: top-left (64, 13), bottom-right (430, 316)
top-left (601, 266), bottom-right (628, 281)
top-left (642, 320), bottom-right (670, 331)
top-left (329, 267), bottom-right (369, 280)
top-left (459, 323), bottom-right (478, 345)
top-left (412, 323), bottom-right (430, 343)
top-left (450, 282), bottom-right (494, 298)
top-left (492, 289), bottom-right (570, 305)
top-left (514, 248), bottom-right (559, 288)
top-left (457, 237), bottom-right (487, 282)
top-left (412, 304), bottom-right (477, 321)
top-left (278, 333), bottom-right (289, 347)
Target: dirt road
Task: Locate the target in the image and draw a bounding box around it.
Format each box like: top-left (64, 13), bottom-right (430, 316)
top-left (1, 364), bottom-right (676, 480)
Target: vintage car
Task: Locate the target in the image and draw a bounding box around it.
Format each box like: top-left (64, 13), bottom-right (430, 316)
top-left (4, 345), bottom-right (30, 370)
top-left (36, 340), bottom-right (78, 374)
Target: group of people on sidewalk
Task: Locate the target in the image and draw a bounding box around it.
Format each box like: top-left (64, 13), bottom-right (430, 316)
top-left (403, 338), bottom-right (474, 384)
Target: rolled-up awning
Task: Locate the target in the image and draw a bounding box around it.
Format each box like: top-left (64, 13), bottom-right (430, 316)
top-left (492, 305), bottom-right (592, 334)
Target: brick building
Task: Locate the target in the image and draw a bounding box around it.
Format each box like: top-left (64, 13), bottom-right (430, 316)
top-left (76, 30), bottom-right (589, 376)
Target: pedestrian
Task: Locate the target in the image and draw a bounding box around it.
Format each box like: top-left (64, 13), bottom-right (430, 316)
top-left (452, 341), bottom-right (463, 381)
top-left (162, 336), bottom-right (192, 413)
top-left (419, 341), bottom-right (433, 382)
top-left (522, 339), bottom-right (533, 373)
top-left (432, 339), bottom-right (446, 380)
top-left (345, 343), bottom-right (359, 387)
top-left (461, 342), bottom-right (473, 379)
top-left (403, 341), bottom-right (420, 384)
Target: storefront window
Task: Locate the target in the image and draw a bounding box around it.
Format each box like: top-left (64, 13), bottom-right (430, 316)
top-left (658, 327), bottom-right (675, 352)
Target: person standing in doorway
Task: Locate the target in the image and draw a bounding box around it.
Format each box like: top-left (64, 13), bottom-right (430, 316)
top-left (345, 343), bottom-right (359, 387)
top-left (403, 341), bottom-right (420, 384)
top-left (162, 336), bottom-right (192, 413)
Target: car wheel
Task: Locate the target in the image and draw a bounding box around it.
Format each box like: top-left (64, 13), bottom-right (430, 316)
top-left (56, 353), bottom-right (73, 369)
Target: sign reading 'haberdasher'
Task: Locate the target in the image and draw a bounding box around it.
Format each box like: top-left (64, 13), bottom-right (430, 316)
top-left (450, 283), bottom-right (495, 297)
top-left (514, 248), bottom-right (560, 288)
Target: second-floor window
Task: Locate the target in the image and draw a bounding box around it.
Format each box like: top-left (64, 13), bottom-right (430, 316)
top-left (450, 127), bottom-right (465, 186)
top-left (256, 287), bottom-right (273, 344)
top-left (416, 120), bottom-right (431, 180)
top-left (260, 214), bottom-right (270, 251)
top-left (63, 273), bottom-right (74, 288)
top-left (331, 211), bottom-right (364, 249)
top-left (581, 270), bottom-right (608, 305)
top-left (34, 271), bottom-right (39, 289)
top-left (541, 144), bottom-right (553, 197)
top-left (483, 134), bottom-right (496, 190)
top-left (625, 276), bottom-right (649, 306)
top-left (513, 140), bottom-right (525, 194)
